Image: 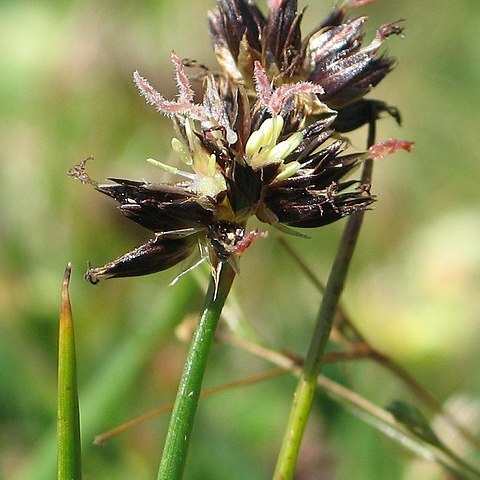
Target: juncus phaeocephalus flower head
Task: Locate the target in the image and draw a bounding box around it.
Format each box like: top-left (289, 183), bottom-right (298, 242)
top-left (70, 51), bottom-right (395, 284)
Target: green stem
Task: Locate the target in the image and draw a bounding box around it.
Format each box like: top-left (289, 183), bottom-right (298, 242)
top-left (273, 119), bottom-right (376, 480)
top-left (157, 263), bottom-right (235, 480)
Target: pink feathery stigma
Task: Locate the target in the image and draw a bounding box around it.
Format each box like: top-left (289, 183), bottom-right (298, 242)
top-left (170, 51), bottom-right (195, 104)
top-left (253, 61), bottom-right (273, 107)
top-left (133, 71), bottom-right (183, 115)
top-left (253, 61), bottom-right (324, 115)
top-left (234, 230), bottom-right (269, 256)
top-left (269, 81), bottom-right (324, 115)
top-left (369, 139), bottom-right (414, 160)
top-left (133, 67), bottom-right (208, 121)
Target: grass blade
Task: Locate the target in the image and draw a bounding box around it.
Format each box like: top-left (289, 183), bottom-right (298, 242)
top-left (57, 263), bottom-right (82, 480)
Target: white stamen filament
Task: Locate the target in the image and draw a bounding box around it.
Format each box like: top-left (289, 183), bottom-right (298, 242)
top-left (147, 158), bottom-right (195, 180)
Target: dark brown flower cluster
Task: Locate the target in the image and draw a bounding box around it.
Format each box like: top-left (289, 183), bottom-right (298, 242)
top-left (71, 0), bottom-right (411, 285)
top-left (209, 0), bottom-right (403, 130)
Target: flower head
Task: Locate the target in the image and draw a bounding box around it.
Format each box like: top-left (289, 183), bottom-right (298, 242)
top-left (71, 55), bottom-right (377, 284)
top-left (209, 0), bottom-right (404, 130)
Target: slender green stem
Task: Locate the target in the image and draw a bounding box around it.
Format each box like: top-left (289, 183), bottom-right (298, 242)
top-left (273, 119), bottom-right (376, 480)
top-left (221, 322), bottom-right (480, 480)
top-left (157, 263), bottom-right (235, 480)
top-left (273, 209), bottom-right (367, 479)
top-left (279, 238), bottom-right (480, 455)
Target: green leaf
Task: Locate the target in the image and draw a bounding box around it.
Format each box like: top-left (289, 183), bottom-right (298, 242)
top-left (16, 275), bottom-right (198, 480)
top-left (57, 264), bottom-right (82, 480)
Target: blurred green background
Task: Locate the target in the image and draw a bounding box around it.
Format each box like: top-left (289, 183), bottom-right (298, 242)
top-left (1, 0), bottom-right (480, 479)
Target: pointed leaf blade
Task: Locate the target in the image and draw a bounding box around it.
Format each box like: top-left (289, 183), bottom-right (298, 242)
top-left (57, 264), bottom-right (82, 480)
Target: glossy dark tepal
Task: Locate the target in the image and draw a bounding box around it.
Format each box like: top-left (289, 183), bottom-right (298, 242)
top-left (72, 0), bottom-right (404, 284)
